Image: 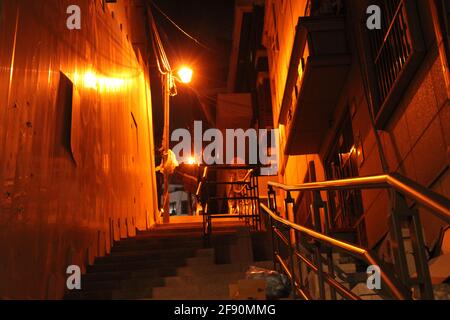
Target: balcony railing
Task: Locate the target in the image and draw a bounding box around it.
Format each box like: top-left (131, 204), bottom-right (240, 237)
top-left (370, 1), bottom-right (411, 114)
top-left (366, 0), bottom-right (425, 127)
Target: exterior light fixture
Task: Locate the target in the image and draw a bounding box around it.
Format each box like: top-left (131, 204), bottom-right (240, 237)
top-left (83, 71), bottom-right (98, 89)
top-left (82, 71), bottom-right (125, 92)
top-left (187, 156), bottom-right (198, 165)
top-left (177, 67), bottom-right (193, 84)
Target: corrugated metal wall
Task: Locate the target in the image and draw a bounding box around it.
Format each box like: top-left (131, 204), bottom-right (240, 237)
top-left (0, 0), bottom-right (159, 298)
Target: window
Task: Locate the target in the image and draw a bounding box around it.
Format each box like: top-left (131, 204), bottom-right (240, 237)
top-left (170, 202), bottom-right (177, 215)
top-left (54, 72), bottom-right (75, 162)
top-left (435, 0), bottom-right (450, 65)
top-left (306, 0), bottom-right (345, 16)
top-left (369, 1), bottom-right (410, 107)
top-left (181, 200), bottom-right (189, 215)
top-left (325, 111), bottom-right (364, 243)
top-left (366, 0), bottom-right (424, 126)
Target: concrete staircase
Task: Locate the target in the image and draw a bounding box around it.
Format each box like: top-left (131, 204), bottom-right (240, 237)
top-left (151, 248), bottom-right (272, 300)
top-left (65, 218), bottom-right (272, 300)
top-left (303, 251), bottom-right (384, 300)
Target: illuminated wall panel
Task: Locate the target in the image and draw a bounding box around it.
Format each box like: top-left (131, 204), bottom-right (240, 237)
top-left (0, 0), bottom-right (158, 298)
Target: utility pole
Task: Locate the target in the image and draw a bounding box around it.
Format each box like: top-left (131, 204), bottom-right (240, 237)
top-left (162, 72), bottom-right (171, 224)
top-left (147, 2), bottom-right (193, 224)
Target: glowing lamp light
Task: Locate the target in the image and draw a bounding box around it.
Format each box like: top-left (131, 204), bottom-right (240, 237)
top-left (177, 67), bottom-right (193, 84)
top-left (84, 71), bottom-right (98, 89)
top-left (82, 71), bottom-right (126, 92)
top-left (187, 156), bottom-right (197, 165)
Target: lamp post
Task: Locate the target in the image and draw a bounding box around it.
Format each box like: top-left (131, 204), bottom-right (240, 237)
top-left (161, 66), bottom-right (193, 224)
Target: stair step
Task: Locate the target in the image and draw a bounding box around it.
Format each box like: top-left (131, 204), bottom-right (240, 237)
top-left (65, 290), bottom-right (114, 300)
top-left (87, 262), bottom-right (183, 274)
top-left (177, 264), bottom-right (244, 277)
top-left (81, 276), bottom-right (165, 291)
top-left (113, 239), bottom-right (203, 246)
top-left (95, 252), bottom-right (196, 264)
top-left (164, 272), bottom-right (244, 287)
top-left (186, 256), bottom-right (215, 266)
top-left (86, 263), bottom-right (180, 276)
top-left (321, 252), bottom-right (355, 265)
top-left (111, 242), bottom-right (203, 252)
top-left (250, 261), bottom-right (274, 270)
top-left (195, 248), bottom-right (215, 257)
top-left (83, 269), bottom-right (168, 282)
top-left (152, 284), bottom-right (230, 300)
top-left (66, 221), bottom-right (257, 300)
top-left (118, 288), bottom-right (154, 300)
top-left (322, 262), bottom-right (357, 274)
top-left (351, 283), bottom-right (383, 300)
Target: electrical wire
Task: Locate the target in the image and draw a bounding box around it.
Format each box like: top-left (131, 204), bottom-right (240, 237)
top-left (147, 2), bottom-right (171, 74)
top-left (147, 0), bottom-right (214, 52)
top-left (147, 2), bottom-right (179, 98)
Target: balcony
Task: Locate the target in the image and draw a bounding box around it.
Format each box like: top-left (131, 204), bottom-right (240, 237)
top-left (279, 13), bottom-right (350, 155)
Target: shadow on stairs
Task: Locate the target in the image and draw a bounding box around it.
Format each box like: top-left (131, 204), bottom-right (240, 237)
top-left (64, 219), bottom-right (272, 300)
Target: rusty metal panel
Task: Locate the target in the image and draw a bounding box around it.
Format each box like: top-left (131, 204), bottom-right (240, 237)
top-left (0, 0), bottom-right (158, 298)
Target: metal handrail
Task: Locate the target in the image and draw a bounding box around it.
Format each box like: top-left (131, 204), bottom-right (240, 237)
top-left (260, 203), bottom-right (407, 300)
top-left (195, 167), bottom-right (209, 197)
top-left (268, 173), bottom-right (450, 224)
top-left (198, 166), bottom-right (262, 239)
top-left (263, 171), bottom-right (449, 300)
top-left (231, 169), bottom-right (254, 195)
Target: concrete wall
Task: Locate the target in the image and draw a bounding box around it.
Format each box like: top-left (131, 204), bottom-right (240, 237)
top-left (0, 0), bottom-right (158, 298)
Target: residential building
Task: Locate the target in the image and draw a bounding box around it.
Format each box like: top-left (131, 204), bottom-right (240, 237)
top-left (262, 0), bottom-right (449, 252)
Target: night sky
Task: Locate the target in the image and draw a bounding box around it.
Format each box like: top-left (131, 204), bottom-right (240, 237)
top-left (150, 0), bottom-right (235, 152)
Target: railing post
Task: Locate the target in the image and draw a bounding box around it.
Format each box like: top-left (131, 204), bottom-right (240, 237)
top-left (268, 185), bottom-right (279, 271)
top-left (390, 190), bottom-right (434, 299)
top-left (203, 202), bottom-right (212, 248)
top-left (269, 185), bottom-right (278, 214)
top-left (310, 179), bottom-right (327, 300)
top-left (285, 191), bottom-right (298, 299)
top-left (287, 225), bottom-right (297, 300)
top-left (252, 174), bottom-right (261, 231)
top-left (313, 240), bottom-right (326, 299)
top-left (253, 174), bottom-right (262, 230)
top-left (323, 201), bottom-right (337, 300)
top-left (312, 192), bottom-right (323, 233)
top-left (243, 186), bottom-right (248, 224)
top-left (389, 190), bottom-right (412, 289)
top-left (272, 219), bottom-right (281, 273)
top-left (285, 191), bottom-right (296, 246)
top-left (247, 181), bottom-right (252, 227)
top-left (294, 231), bottom-right (305, 298)
top-left (409, 209), bottom-right (434, 299)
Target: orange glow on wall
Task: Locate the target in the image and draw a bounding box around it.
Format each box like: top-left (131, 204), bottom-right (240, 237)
top-left (77, 71), bottom-right (127, 92)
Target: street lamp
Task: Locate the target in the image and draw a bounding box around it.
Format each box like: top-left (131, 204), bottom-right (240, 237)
top-left (161, 66), bottom-right (194, 224)
top-left (187, 156), bottom-right (199, 165)
top-left (177, 67), bottom-right (193, 84)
